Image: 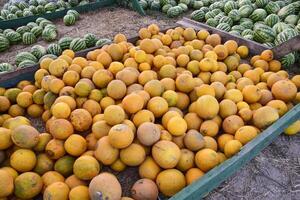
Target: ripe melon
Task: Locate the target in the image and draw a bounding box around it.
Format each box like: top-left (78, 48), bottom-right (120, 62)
top-left (152, 140), bottom-right (180, 169)
top-left (44, 182), bottom-right (70, 200)
top-left (271, 80), bottom-right (297, 102)
top-left (14, 172), bottom-right (43, 199)
top-left (89, 173), bottom-right (122, 200)
top-left (0, 169), bottom-right (14, 198)
top-left (196, 95), bottom-right (219, 119)
top-left (253, 106), bottom-right (279, 129)
top-left (73, 156), bottom-right (100, 180)
top-left (70, 109), bottom-right (92, 132)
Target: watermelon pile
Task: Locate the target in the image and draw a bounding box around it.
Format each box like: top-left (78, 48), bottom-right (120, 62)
top-left (0, 35), bottom-right (111, 73)
top-left (0, 18), bottom-right (58, 52)
top-left (188, 0), bottom-right (300, 67)
top-left (0, 0), bottom-right (89, 21)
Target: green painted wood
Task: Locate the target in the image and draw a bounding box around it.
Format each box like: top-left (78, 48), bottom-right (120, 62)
top-left (170, 103), bottom-right (300, 200)
top-left (0, 0), bottom-right (116, 29)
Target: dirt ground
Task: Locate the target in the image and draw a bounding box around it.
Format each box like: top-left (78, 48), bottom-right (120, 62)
top-left (2, 6), bottom-right (300, 200)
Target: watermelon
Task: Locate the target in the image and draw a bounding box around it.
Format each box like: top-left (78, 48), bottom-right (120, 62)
top-left (23, 10), bottom-right (34, 17)
top-left (206, 18), bottom-right (218, 27)
top-left (249, 9), bottom-right (268, 22)
top-left (214, 13), bottom-right (225, 22)
top-left (239, 4), bottom-right (254, 17)
top-left (1, 9), bottom-right (10, 19)
top-left (7, 14), bottom-right (18, 20)
top-left (36, 17), bottom-right (45, 25)
top-left (280, 53), bottom-right (295, 68)
top-left (39, 54), bottom-right (57, 62)
top-left (265, 14), bottom-right (280, 27)
top-left (275, 29), bottom-right (298, 45)
top-left (205, 12), bottom-right (216, 21)
top-left (209, 2), bottom-right (225, 11)
top-left (37, 0), bottom-right (47, 6)
top-left (47, 43), bottom-right (62, 56)
top-left (264, 2), bottom-right (280, 14)
top-left (39, 19), bottom-right (53, 28)
top-left (29, 0), bottom-right (38, 6)
top-left (67, 10), bottom-right (80, 20)
top-left (240, 21), bottom-right (254, 29)
top-left (224, 1), bottom-right (238, 14)
top-left (263, 42), bottom-right (275, 47)
top-left (217, 23), bottom-right (231, 32)
top-left (0, 63), bottom-right (13, 73)
top-left (15, 10), bottom-right (23, 17)
top-left (167, 6), bottom-right (182, 18)
top-left (9, 6), bottom-right (19, 14)
top-left (255, 0), bottom-right (269, 8)
top-left (17, 2), bottom-right (29, 10)
top-left (238, 0), bottom-right (252, 7)
top-left (18, 60), bottom-right (37, 69)
top-left (95, 38), bottom-right (112, 47)
top-left (45, 2), bottom-right (57, 12)
top-left (231, 25), bottom-right (244, 33)
top-left (68, 0), bottom-right (79, 7)
top-left (70, 38), bottom-right (87, 52)
top-left (16, 26), bottom-right (30, 35)
top-left (5, 31), bottom-right (22, 44)
top-left (219, 16), bottom-right (233, 26)
top-left (241, 29), bottom-right (254, 36)
top-left (193, 1), bottom-right (204, 9)
top-left (63, 14), bottom-right (76, 26)
top-left (162, 4), bottom-right (172, 13)
top-left (58, 37), bottom-right (73, 50)
top-left (191, 10), bottom-right (205, 21)
top-left (44, 24), bottom-right (57, 32)
top-left (202, 0), bottom-right (211, 6)
top-left (229, 30), bottom-right (241, 36)
top-left (228, 9), bottom-right (241, 22)
top-left (22, 32), bottom-right (37, 45)
top-left (151, 0), bottom-right (161, 11)
top-left (27, 22), bottom-right (38, 29)
top-left (284, 15), bottom-right (299, 25)
top-left (199, 7), bottom-right (210, 13)
top-left (29, 5), bottom-right (37, 14)
top-left (42, 29), bottom-right (57, 42)
top-left (15, 52), bottom-right (38, 65)
top-left (253, 24), bottom-right (276, 42)
top-left (31, 26), bottom-right (43, 37)
top-left (243, 34), bottom-right (254, 40)
top-left (178, 3), bottom-right (188, 12)
top-left (3, 29), bottom-right (14, 35)
top-left (179, 0), bottom-right (190, 5)
top-left (84, 33), bottom-right (98, 48)
top-left (277, 5), bottom-right (295, 19)
top-left (295, 24), bottom-right (300, 32)
top-left (273, 22), bottom-right (291, 34)
top-left (31, 45), bottom-right (47, 59)
top-left (36, 5), bottom-right (45, 14)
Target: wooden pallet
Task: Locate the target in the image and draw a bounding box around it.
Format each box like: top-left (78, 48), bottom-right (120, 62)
top-left (0, 20), bottom-right (299, 200)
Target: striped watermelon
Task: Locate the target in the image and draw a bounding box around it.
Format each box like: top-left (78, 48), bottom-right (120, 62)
top-left (275, 29), bottom-right (298, 45)
top-left (193, 1), bottom-right (204, 9)
top-left (63, 14), bottom-right (76, 26)
top-left (240, 21), bottom-right (254, 29)
top-left (273, 22), bottom-right (291, 34)
top-left (191, 10), bottom-right (205, 22)
top-left (178, 3), bottom-right (188, 12)
top-left (277, 5), bottom-right (295, 19)
top-left (206, 18), bottom-right (218, 27)
top-left (17, 2), bottom-right (29, 10)
top-left (238, 0), bottom-right (252, 7)
top-left (36, 5), bottom-right (45, 14)
top-left (229, 30), bottom-right (241, 36)
top-left (23, 10), bottom-right (34, 17)
top-left (7, 14), bottom-right (18, 20)
top-left (84, 33), bottom-right (98, 48)
top-left (255, 0), bottom-right (269, 8)
top-left (249, 9), bottom-right (267, 22)
top-left (205, 12), bottom-right (216, 21)
top-left (42, 29), bottom-right (57, 42)
top-left (3, 29), bottom-right (14, 35)
top-left (202, 0), bottom-right (210, 6)
top-left (0, 63), bottom-right (13, 73)
top-left (199, 7), bottom-right (210, 13)
top-left (253, 24), bottom-right (276, 42)
top-left (284, 15), bottom-right (299, 25)
top-left (67, 10), bottom-right (80, 20)
top-left (265, 14), bottom-right (280, 27)
top-left (29, 0), bottom-right (38, 6)
top-left (29, 6), bottom-right (37, 14)
top-left (15, 10), bottom-right (24, 17)
top-left (217, 23), bottom-right (231, 31)
top-left (243, 34), bottom-right (254, 40)
top-left (16, 26), bottom-right (30, 35)
top-left (214, 13), bottom-right (225, 23)
top-left (280, 53), bottom-right (295, 68)
top-left (58, 37), bottom-right (73, 50)
top-left (296, 24), bottom-right (300, 32)
top-left (264, 2), bottom-right (280, 14)
top-left (47, 43), bottom-right (62, 56)
top-left (263, 42), bottom-right (275, 48)
top-left (31, 26), bottom-right (43, 37)
top-left (211, 9), bottom-right (222, 16)
top-left (68, 0), bottom-right (79, 7)
top-left (45, 2), bottom-right (57, 12)
top-left (1, 9), bottom-right (9, 19)
top-left (95, 38), bottom-right (112, 47)
top-left (22, 32), bottom-right (37, 45)
top-left (209, 2), bottom-right (224, 10)
top-left (167, 6), bottom-right (182, 18)
top-left (219, 16), bottom-right (233, 26)
top-left (241, 29), bottom-right (254, 36)
top-left (27, 22), bottom-right (38, 29)
top-left (9, 6), bottom-right (19, 14)
top-left (31, 45), bottom-right (46, 59)
top-left (39, 19), bottom-right (53, 28)
top-left (18, 60), bottom-right (37, 69)
top-left (231, 25), bottom-right (244, 33)
top-left (0, 36), bottom-right (9, 52)
top-left (162, 4), bottom-right (172, 13)
top-left (15, 52), bottom-right (38, 65)
top-left (5, 31), bottom-right (22, 44)
top-left (44, 24), bottom-right (57, 32)
top-left (37, 0), bottom-right (47, 6)
top-left (39, 54), bottom-right (57, 63)
top-left (239, 4), bottom-right (254, 17)
top-left (228, 9), bottom-right (241, 22)
top-left (224, 1), bottom-right (238, 14)
top-left (70, 38), bottom-right (87, 52)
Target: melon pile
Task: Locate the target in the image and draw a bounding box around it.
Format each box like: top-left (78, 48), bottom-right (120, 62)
top-left (0, 0), bottom-right (89, 21)
top-left (0, 24), bottom-right (299, 200)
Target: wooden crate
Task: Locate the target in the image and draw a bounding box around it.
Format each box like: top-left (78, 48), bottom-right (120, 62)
top-left (0, 20), bottom-right (299, 200)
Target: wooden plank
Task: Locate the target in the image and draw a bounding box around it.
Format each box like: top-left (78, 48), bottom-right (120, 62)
top-left (171, 104), bottom-right (300, 200)
top-left (0, 0), bottom-right (116, 29)
top-left (271, 35), bottom-right (300, 58)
